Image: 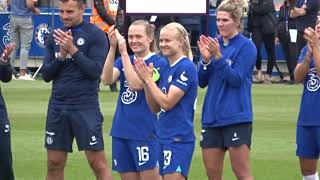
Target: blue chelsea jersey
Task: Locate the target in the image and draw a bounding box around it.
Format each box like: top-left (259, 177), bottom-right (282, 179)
top-left (110, 53), bottom-right (167, 140)
top-left (158, 56), bottom-right (198, 144)
top-left (297, 46), bottom-right (320, 126)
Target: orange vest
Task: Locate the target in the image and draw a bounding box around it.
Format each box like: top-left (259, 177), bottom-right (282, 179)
top-left (90, 0), bottom-right (118, 33)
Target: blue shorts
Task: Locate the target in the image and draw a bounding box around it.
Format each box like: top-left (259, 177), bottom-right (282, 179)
top-left (159, 142), bottom-right (195, 178)
top-left (45, 106), bottom-right (104, 152)
top-left (112, 137), bottom-right (159, 172)
top-left (296, 126), bottom-right (320, 159)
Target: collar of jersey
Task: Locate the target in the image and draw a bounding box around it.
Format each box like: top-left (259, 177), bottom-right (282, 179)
top-left (170, 56), bottom-right (186, 67)
top-left (133, 52), bottom-right (156, 61)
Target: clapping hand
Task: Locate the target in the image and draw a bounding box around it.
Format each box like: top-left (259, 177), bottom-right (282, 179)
top-left (1, 43), bottom-right (15, 63)
top-left (53, 29), bottom-right (77, 58)
top-left (107, 25), bottom-right (118, 48)
top-left (198, 35), bottom-right (222, 62)
top-left (134, 57), bottom-right (153, 83)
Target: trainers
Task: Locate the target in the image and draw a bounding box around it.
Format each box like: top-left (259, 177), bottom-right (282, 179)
top-left (18, 74), bottom-right (34, 81)
top-left (263, 74), bottom-right (272, 84)
top-left (11, 74), bottom-right (18, 80)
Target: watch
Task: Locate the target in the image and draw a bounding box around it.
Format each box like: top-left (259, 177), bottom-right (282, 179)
top-left (56, 52), bottom-right (66, 61)
top-left (0, 57), bottom-right (9, 64)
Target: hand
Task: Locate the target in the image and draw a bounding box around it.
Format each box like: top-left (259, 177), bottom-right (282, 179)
top-left (114, 29), bottom-right (127, 54)
top-left (53, 29), bottom-right (78, 56)
top-left (33, 8), bottom-right (40, 15)
top-left (304, 27), bottom-right (320, 49)
top-left (275, 37), bottom-right (280, 45)
top-left (1, 43), bottom-right (16, 62)
top-left (107, 25), bottom-right (118, 48)
top-left (134, 57), bottom-right (153, 83)
top-left (198, 35), bottom-right (212, 62)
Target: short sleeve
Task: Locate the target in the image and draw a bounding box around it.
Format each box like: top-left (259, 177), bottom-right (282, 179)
top-left (114, 57), bottom-right (123, 71)
top-left (171, 63), bottom-right (197, 92)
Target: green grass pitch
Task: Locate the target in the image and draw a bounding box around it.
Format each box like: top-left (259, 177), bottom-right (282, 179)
top-left (1, 80), bottom-right (308, 179)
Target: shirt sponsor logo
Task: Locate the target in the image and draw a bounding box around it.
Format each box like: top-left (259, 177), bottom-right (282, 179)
top-left (121, 81), bottom-right (137, 104)
top-left (307, 68), bottom-right (320, 92)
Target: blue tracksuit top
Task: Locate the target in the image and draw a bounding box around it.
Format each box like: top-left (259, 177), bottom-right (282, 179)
top-left (42, 21), bottom-right (108, 109)
top-left (0, 59), bottom-right (12, 117)
top-left (198, 33), bottom-right (257, 127)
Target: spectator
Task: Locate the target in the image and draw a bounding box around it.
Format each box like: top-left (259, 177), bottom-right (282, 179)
top-left (290, 0), bottom-right (319, 55)
top-left (248, 0), bottom-right (277, 83)
top-left (0, 43), bottom-right (15, 180)
top-left (198, 0), bottom-right (256, 179)
top-left (294, 18), bottom-right (320, 180)
top-left (276, 0), bottom-right (297, 84)
top-left (41, 0), bottom-right (112, 179)
top-left (7, 0), bottom-right (40, 80)
top-left (90, 0), bottom-right (119, 92)
top-left (0, 0), bottom-right (7, 12)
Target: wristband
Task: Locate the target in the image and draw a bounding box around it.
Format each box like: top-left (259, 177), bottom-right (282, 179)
top-left (56, 52), bottom-right (66, 61)
top-left (0, 57), bottom-right (9, 64)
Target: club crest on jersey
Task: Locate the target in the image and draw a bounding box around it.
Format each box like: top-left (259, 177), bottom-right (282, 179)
top-left (46, 136), bottom-right (53, 145)
top-left (168, 76), bottom-right (172, 83)
top-left (77, 38), bottom-right (85, 45)
top-left (121, 81), bottom-right (137, 104)
top-left (35, 23), bottom-right (51, 48)
top-left (307, 68), bottom-right (320, 92)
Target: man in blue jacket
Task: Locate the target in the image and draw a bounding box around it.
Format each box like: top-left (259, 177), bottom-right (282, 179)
top-left (0, 43), bottom-right (16, 180)
top-left (42, 0), bottom-right (112, 179)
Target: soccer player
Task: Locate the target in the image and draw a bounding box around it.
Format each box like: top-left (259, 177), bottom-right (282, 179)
top-left (0, 43), bottom-right (15, 180)
top-left (101, 20), bottom-right (166, 180)
top-left (41, 0), bottom-right (112, 179)
top-left (197, 0), bottom-right (256, 179)
top-left (294, 18), bottom-right (320, 180)
top-left (134, 22), bottom-right (198, 180)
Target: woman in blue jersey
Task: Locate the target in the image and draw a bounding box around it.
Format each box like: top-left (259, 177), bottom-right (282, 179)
top-left (134, 22), bottom-right (198, 180)
top-left (197, 0), bottom-right (257, 179)
top-left (294, 18), bottom-right (320, 180)
top-left (101, 20), bottom-right (166, 180)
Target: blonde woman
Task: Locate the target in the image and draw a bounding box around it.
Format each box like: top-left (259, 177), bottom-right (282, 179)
top-left (198, 0), bottom-right (256, 179)
top-left (134, 22), bottom-right (198, 180)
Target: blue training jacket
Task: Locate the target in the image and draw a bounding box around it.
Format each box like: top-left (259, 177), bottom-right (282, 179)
top-left (198, 33), bottom-right (257, 127)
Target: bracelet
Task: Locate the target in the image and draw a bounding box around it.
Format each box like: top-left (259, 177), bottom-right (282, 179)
top-left (200, 60), bottom-right (212, 70)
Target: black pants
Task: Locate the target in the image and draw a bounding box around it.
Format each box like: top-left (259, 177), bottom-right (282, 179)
top-left (0, 119), bottom-right (14, 180)
top-left (297, 31), bottom-right (306, 57)
top-left (252, 28), bottom-right (276, 75)
top-left (279, 33), bottom-right (298, 81)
